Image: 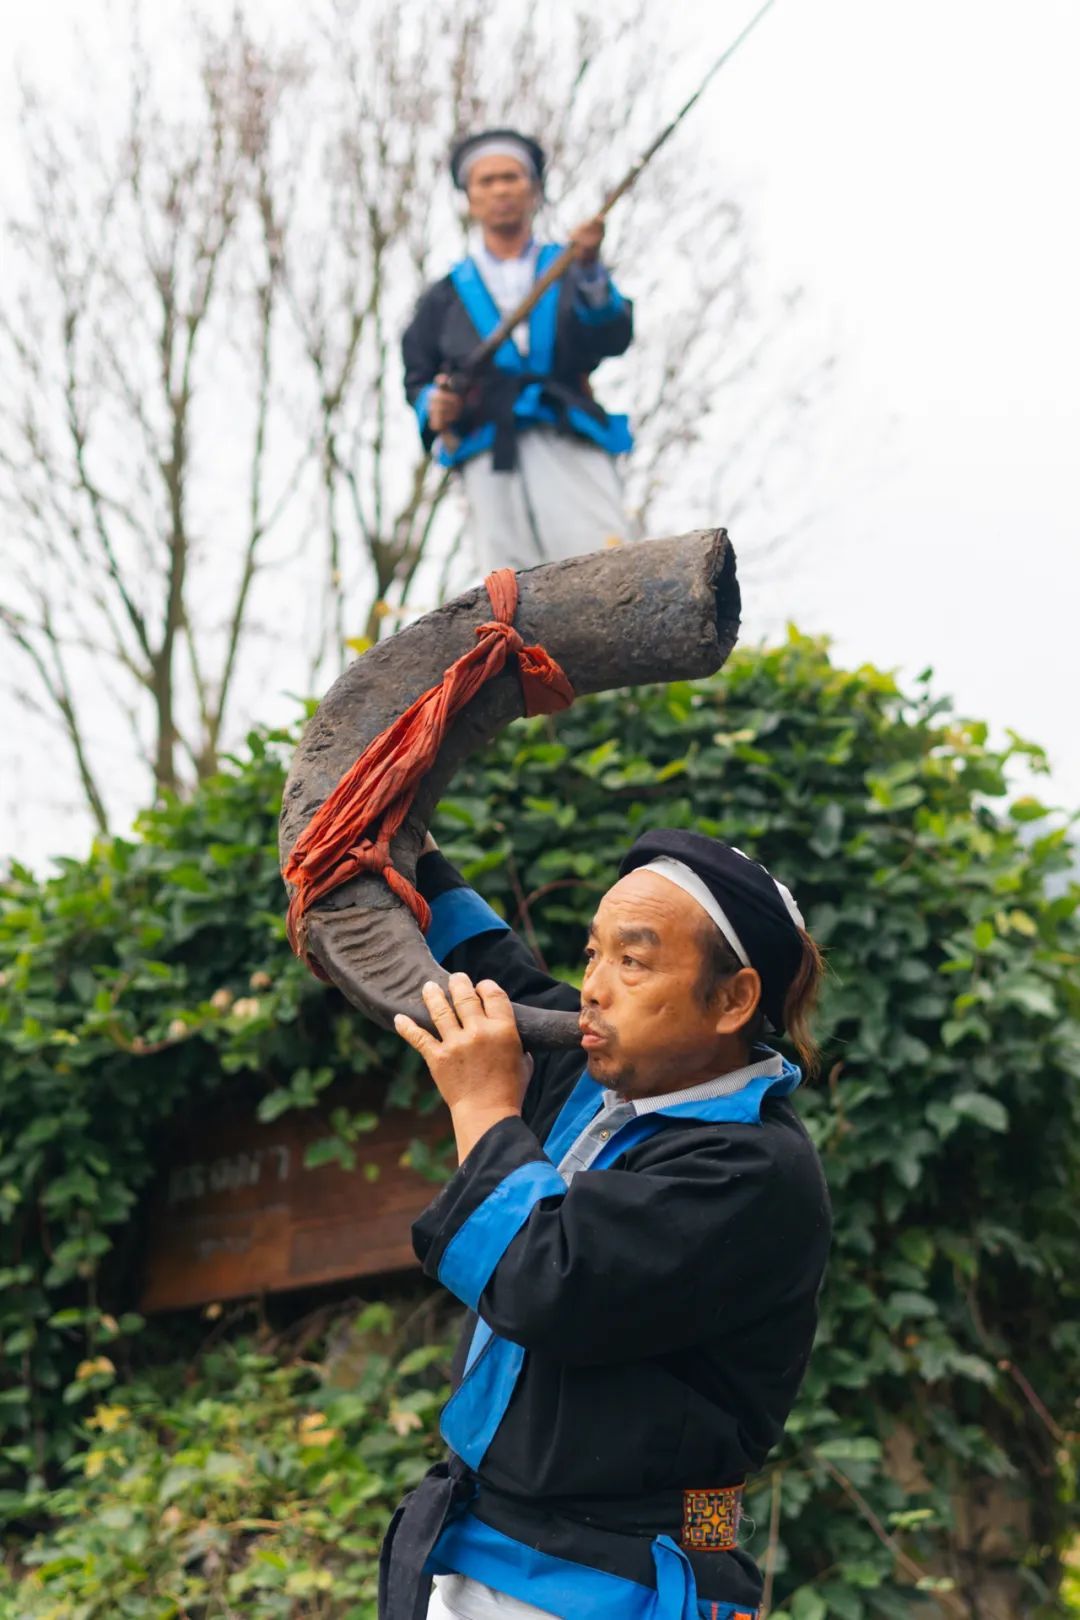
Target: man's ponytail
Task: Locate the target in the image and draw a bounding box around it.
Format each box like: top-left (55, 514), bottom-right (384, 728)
top-left (783, 929), bottom-right (825, 1078)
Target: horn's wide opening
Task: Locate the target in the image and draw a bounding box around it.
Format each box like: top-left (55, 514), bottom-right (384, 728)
top-left (711, 535), bottom-right (742, 645)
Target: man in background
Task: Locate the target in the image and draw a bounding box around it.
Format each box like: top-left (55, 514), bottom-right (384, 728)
top-left (402, 128), bottom-right (634, 572)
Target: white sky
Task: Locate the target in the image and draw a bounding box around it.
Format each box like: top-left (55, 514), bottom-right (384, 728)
top-left (2, 0), bottom-right (1078, 867)
top-left (675, 0), bottom-right (1079, 789)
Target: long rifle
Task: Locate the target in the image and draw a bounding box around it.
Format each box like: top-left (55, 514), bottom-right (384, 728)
top-left (452, 0), bottom-right (780, 384)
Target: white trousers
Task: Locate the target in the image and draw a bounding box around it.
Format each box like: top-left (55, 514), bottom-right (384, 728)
top-left (427, 1572), bottom-right (560, 1620)
top-left (459, 431), bottom-right (630, 575)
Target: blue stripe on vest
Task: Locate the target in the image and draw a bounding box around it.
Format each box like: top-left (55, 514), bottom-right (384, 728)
top-left (424, 888), bottom-right (508, 964)
top-left (437, 1158), bottom-right (566, 1311)
top-left (429, 1512), bottom-right (754, 1619)
top-left (524, 243), bottom-right (562, 374)
top-left (449, 258), bottom-right (524, 372)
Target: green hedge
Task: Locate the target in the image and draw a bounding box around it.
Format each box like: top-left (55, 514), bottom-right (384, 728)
top-left (3, 1302), bottom-right (451, 1618)
top-left (2, 634), bottom-right (1078, 1616)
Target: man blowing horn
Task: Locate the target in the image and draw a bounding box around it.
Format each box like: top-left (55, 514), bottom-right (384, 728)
top-left (401, 129), bottom-right (634, 574)
top-left (379, 826), bottom-right (832, 1620)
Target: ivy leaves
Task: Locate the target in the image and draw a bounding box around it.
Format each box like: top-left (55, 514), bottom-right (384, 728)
top-left (7, 1320), bottom-right (449, 1617)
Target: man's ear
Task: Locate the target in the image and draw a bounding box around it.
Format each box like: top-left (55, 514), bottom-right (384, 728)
top-left (712, 966), bottom-right (762, 1038)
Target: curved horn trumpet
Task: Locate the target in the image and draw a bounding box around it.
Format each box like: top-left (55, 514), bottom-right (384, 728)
top-left (280, 530), bottom-right (740, 1049)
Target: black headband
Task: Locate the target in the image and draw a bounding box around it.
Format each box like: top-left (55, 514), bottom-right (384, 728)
top-left (618, 829), bottom-right (805, 1033)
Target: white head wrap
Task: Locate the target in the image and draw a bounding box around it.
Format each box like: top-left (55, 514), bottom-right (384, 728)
top-left (640, 856), bottom-right (751, 966)
top-left (457, 137), bottom-right (538, 187)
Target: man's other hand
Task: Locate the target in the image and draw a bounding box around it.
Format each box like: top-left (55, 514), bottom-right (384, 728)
top-left (429, 374), bottom-right (464, 434)
top-left (569, 216), bottom-right (605, 265)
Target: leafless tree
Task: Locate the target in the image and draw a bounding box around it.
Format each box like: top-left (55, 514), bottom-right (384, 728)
top-left (0, 0), bottom-right (827, 847)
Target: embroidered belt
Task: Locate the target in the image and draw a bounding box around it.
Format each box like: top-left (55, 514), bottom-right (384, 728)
top-left (681, 1484), bottom-right (745, 1552)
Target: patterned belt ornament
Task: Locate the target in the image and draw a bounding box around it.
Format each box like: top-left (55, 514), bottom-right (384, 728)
top-left (681, 1484), bottom-right (745, 1552)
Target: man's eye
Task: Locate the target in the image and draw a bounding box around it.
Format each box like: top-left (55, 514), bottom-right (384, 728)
top-left (622, 955), bottom-right (642, 969)
top-left (583, 947), bottom-right (596, 963)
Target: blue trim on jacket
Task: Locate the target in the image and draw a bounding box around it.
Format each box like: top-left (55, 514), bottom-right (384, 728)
top-left (439, 1334), bottom-right (527, 1471)
top-left (519, 1054), bottom-right (803, 1162)
top-left (414, 382), bottom-right (434, 433)
top-left (655, 1059), bottom-right (802, 1125)
top-left (541, 1070), bottom-right (603, 1165)
top-left (438, 1159), bottom-right (567, 1311)
top-left (463, 1316), bottom-right (493, 1375)
top-left (434, 245), bottom-right (632, 466)
top-left (425, 888), bottom-right (508, 964)
top-left (430, 1512), bottom-right (755, 1619)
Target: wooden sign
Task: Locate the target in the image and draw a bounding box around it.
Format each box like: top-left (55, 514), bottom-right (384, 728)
top-left (139, 1081), bottom-right (451, 1313)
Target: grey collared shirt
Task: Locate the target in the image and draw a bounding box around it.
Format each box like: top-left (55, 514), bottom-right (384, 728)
top-left (555, 1050), bottom-right (784, 1185)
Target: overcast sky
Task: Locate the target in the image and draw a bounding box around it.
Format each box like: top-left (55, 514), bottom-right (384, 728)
top-left (678, 0), bottom-right (1079, 790)
top-left (2, 0), bottom-right (1078, 868)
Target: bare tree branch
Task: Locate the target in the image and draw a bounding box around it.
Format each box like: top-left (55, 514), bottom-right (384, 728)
top-left (0, 0), bottom-right (830, 857)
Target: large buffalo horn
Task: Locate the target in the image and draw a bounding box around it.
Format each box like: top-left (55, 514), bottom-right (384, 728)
top-left (280, 529), bottom-right (740, 1049)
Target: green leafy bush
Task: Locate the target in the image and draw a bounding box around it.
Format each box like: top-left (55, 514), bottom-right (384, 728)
top-left (3, 1304), bottom-right (450, 1618)
top-left (0, 725), bottom-right (412, 1504)
top-left (2, 634), bottom-right (1078, 1615)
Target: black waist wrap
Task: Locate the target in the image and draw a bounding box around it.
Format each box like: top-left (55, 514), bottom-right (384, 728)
top-left (378, 1457), bottom-right (474, 1620)
top-left (377, 1462), bottom-right (761, 1618)
top-left (477, 372), bottom-right (608, 472)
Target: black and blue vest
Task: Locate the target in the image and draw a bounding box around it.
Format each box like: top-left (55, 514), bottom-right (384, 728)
top-left (402, 245), bottom-right (634, 472)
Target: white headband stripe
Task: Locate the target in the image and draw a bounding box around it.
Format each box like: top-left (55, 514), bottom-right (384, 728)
top-left (640, 857), bottom-right (751, 968)
top-left (772, 875), bottom-right (805, 931)
top-left (729, 845), bottom-right (805, 931)
top-left (459, 139), bottom-right (537, 185)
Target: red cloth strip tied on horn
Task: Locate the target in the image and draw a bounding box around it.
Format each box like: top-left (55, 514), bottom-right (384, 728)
top-left (282, 569), bottom-right (574, 977)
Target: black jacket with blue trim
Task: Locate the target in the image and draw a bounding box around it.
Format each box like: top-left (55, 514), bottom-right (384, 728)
top-left (399, 851), bottom-right (832, 1613)
top-left (401, 253), bottom-right (633, 467)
